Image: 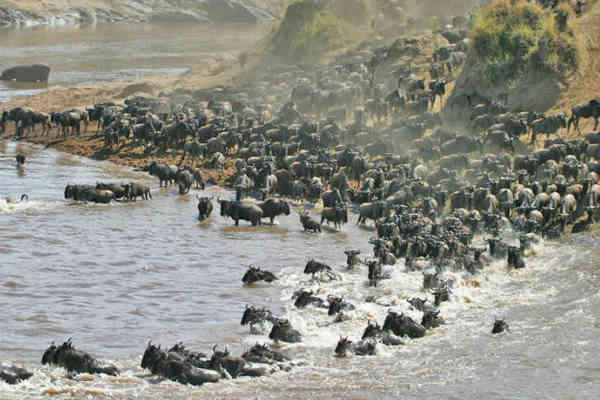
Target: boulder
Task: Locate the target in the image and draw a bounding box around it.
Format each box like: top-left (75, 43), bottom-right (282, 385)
top-left (0, 64), bottom-right (50, 82)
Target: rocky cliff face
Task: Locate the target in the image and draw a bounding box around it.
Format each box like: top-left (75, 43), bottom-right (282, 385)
top-left (0, 0), bottom-right (283, 27)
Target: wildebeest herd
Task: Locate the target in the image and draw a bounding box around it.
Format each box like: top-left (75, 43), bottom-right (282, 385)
top-left (2, 7), bottom-right (600, 387)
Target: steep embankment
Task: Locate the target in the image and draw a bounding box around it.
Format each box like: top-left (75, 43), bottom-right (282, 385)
top-left (265, 0), bottom-right (374, 63)
top-left (0, 0), bottom-right (283, 26)
top-left (449, 0), bottom-right (583, 113)
top-left (551, 0), bottom-right (600, 133)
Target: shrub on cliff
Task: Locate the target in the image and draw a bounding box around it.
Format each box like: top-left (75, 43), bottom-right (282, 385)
top-left (469, 0), bottom-right (580, 85)
top-left (268, 0), bottom-right (370, 61)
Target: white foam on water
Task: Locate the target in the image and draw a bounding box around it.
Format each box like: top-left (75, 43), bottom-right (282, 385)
top-left (0, 198), bottom-right (62, 214)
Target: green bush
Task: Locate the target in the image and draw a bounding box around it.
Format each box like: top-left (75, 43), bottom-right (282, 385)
top-left (269, 0), bottom-right (350, 61)
top-left (470, 0), bottom-right (579, 85)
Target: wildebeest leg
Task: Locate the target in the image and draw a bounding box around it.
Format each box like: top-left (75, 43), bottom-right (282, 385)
top-left (595, 117), bottom-right (599, 131)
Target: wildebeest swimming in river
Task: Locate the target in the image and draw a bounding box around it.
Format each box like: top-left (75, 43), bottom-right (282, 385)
top-left (42, 338), bottom-right (119, 376)
top-left (242, 266), bottom-right (277, 284)
top-left (15, 154), bottom-right (25, 166)
top-left (0, 363), bottom-right (32, 384)
top-left (492, 319), bottom-right (510, 334)
top-left (269, 319), bottom-right (302, 343)
top-left (334, 337), bottom-right (376, 357)
top-left (241, 305), bottom-right (280, 333)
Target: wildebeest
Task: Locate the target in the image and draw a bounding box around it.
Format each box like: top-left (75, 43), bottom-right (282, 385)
top-left (140, 342), bottom-right (220, 386)
top-left (321, 205), bottom-right (348, 230)
top-left (219, 199), bottom-right (263, 226)
top-left (492, 319), bottom-right (509, 334)
top-left (242, 266), bottom-right (277, 284)
top-left (334, 337), bottom-right (376, 357)
top-left (568, 99), bottom-right (600, 132)
top-left (197, 196), bottom-right (213, 220)
top-left (257, 199), bottom-right (290, 224)
top-left (240, 305), bottom-right (279, 333)
top-left (530, 114), bottom-right (566, 143)
top-left (269, 319), bottom-right (301, 343)
top-left (382, 311), bottom-right (426, 338)
top-left (125, 182), bottom-right (152, 201)
top-left (304, 259), bottom-right (332, 276)
top-left (0, 363), bottom-right (32, 384)
top-left (299, 212), bottom-right (321, 232)
top-left (42, 338), bottom-right (119, 376)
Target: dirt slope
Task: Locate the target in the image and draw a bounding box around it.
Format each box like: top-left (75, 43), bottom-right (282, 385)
top-left (552, 1), bottom-right (600, 135)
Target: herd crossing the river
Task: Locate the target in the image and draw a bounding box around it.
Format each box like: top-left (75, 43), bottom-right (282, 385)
top-left (2, 4), bottom-right (599, 387)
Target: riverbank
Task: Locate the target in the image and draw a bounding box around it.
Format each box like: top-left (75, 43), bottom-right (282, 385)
top-left (0, 53), bottom-right (258, 186)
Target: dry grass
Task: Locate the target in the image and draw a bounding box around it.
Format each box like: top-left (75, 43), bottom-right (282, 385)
top-left (551, 0), bottom-right (600, 137)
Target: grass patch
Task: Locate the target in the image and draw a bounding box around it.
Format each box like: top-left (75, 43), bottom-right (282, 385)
top-left (267, 0), bottom-right (355, 61)
top-left (470, 0), bottom-right (581, 86)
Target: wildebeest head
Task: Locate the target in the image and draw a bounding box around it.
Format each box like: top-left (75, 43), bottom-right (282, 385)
top-left (64, 184), bottom-right (73, 199)
top-left (382, 311), bottom-right (426, 338)
top-left (41, 342), bottom-right (58, 365)
top-left (421, 310), bottom-right (444, 329)
top-left (327, 296), bottom-right (344, 316)
top-left (242, 266), bottom-right (260, 284)
top-left (210, 344), bottom-right (230, 362)
top-left (334, 336), bottom-right (352, 357)
top-left (299, 212), bottom-right (309, 225)
top-left (492, 319), bottom-right (510, 334)
top-left (268, 319), bottom-right (300, 343)
top-left (407, 297), bottom-right (428, 312)
top-left (141, 341), bottom-right (165, 371)
top-left (280, 201), bottom-right (291, 215)
top-left (344, 249), bottom-right (361, 267)
top-left (240, 305), bottom-right (271, 326)
top-left (218, 199), bottom-right (231, 217)
top-left (362, 320), bottom-right (382, 340)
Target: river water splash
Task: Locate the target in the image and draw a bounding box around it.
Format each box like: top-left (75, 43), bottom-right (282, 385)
top-left (2, 139), bottom-right (600, 399)
top-left (1, 23), bottom-right (600, 400)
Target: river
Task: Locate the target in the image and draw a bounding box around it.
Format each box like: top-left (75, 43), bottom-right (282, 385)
top-left (0, 22), bottom-right (266, 103)
top-left (1, 23), bottom-right (600, 400)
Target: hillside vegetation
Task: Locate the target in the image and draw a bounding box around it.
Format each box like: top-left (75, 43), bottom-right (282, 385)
top-left (267, 0), bottom-right (372, 62)
top-left (451, 0), bottom-right (583, 112)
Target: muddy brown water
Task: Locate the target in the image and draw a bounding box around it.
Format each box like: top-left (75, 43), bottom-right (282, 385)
top-left (1, 24), bottom-right (600, 399)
